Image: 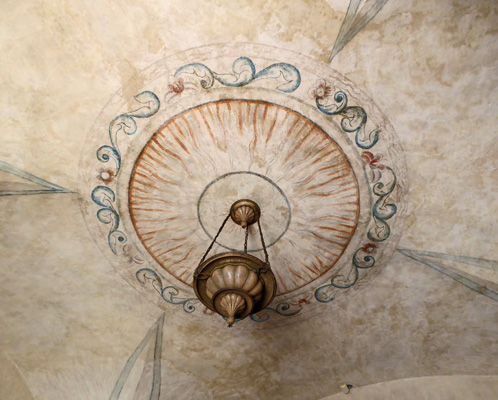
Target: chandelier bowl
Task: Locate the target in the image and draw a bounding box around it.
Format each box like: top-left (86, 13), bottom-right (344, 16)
top-left (194, 251), bottom-right (277, 326)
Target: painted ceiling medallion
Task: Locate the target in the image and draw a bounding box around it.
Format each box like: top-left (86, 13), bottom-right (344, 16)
top-left (79, 44), bottom-right (406, 326)
top-left (129, 100), bottom-right (359, 296)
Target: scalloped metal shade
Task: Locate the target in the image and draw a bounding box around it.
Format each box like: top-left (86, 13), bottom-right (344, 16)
top-left (194, 252), bottom-right (277, 327)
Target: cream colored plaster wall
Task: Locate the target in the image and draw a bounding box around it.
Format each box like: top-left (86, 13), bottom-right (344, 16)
top-left (0, 0), bottom-right (342, 188)
top-left (332, 0), bottom-right (498, 259)
top-left (320, 376), bottom-right (498, 400)
top-left (0, 351), bottom-right (34, 400)
top-left (2, 0), bottom-right (497, 259)
top-left (2, 198), bottom-right (497, 400)
top-left (0, 194), bottom-right (160, 399)
top-left (1, 0), bottom-right (497, 399)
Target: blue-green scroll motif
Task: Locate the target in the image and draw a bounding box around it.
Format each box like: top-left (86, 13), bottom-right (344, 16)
top-left (312, 81), bottom-right (397, 300)
top-left (313, 87), bottom-right (379, 149)
top-left (368, 166), bottom-right (397, 242)
top-left (315, 246), bottom-right (376, 301)
top-left (91, 186), bottom-right (126, 255)
top-left (250, 302), bottom-right (303, 322)
top-left (97, 91), bottom-right (160, 176)
top-left (175, 57), bottom-right (301, 93)
top-left (93, 91), bottom-right (160, 255)
top-left (136, 268), bottom-right (199, 313)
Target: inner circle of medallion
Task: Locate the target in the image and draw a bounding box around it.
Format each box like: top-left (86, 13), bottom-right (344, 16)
top-left (129, 99), bottom-right (360, 296)
top-left (197, 171), bottom-right (291, 252)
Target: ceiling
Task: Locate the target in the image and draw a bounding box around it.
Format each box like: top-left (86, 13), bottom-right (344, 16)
top-left (0, 0), bottom-right (497, 399)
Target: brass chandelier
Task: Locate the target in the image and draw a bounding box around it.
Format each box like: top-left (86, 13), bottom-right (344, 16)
top-left (193, 199), bottom-right (277, 327)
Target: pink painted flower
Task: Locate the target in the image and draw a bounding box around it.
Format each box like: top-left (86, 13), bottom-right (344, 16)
top-left (362, 243), bottom-right (378, 254)
top-left (362, 151), bottom-right (385, 182)
top-left (289, 293), bottom-right (313, 307)
top-left (168, 77), bottom-right (185, 94)
top-left (165, 77), bottom-right (199, 102)
top-left (97, 168), bottom-right (115, 185)
top-left (308, 79), bottom-right (332, 101)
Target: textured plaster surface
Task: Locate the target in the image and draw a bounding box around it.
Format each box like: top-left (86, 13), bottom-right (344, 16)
top-left (1, 0), bottom-right (497, 399)
top-left (332, 0), bottom-right (498, 259)
top-left (0, 351), bottom-right (34, 400)
top-left (74, 42), bottom-right (406, 327)
top-left (128, 100), bottom-right (360, 295)
top-left (319, 376), bottom-right (498, 400)
top-left (1, 197), bottom-right (497, 399)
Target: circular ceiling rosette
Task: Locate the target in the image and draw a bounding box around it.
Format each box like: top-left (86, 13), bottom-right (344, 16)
top-left (79, 44), bottom-right (406, 327)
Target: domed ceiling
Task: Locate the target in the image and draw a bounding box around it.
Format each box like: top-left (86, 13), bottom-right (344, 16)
top-left (1, 1), bottom-right (497, 399)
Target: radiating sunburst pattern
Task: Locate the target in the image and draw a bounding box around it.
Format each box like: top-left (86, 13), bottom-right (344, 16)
top-left (129, 100), bottom-right (359, 296)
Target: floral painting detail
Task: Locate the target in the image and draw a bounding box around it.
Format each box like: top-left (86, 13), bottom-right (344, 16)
top-left (314, 163), bottom-right (396, 299)
top-left (315, 163), bottom-right (396, 296)
top-left (362, 243), bottom-right (378, 254)
top-left (309, 75), bottom-right (399, 303)
top-left (308, 79), bottom-right (332, 101)
top-left (312, 79), bottom-right (379, 149)
top-left (136, 268), bottom-right (199, 313)
top-left (97, 168), bottom-right (115, 185)
top-left (79, 45), bottom-right (405, 325)
top-left (288, 293), bottom-right (313, 307)
top-left (93, 91), bottom-right (160, 256)
top-left (362, 151), bottom-right (385, 183)
top-left (174, 57), bottom-right (301, 93)
top-left (164, 77), bottom-right (199, 102)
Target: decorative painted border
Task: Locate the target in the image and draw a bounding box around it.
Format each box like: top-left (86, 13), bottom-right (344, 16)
top-left (92, 91), bottom-right (160, 255)
top-left (96, 91), bottom-right (160, 178)
top-left (250, 301), bottom-right (305, 322)
top-left (312, 80), bottom-right (397, 302)
top-left (136, 268), bottom-right (199, 313)
top-left (91, 57), bottom-right (307, 320)
top-left (85, 52), bottom-right (403, 324)
top-left (174, 56), bottom-right (301, 94)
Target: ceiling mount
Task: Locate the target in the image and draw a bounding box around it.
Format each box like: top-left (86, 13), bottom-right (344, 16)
top-left (230, 199), bottom-right (261, 228)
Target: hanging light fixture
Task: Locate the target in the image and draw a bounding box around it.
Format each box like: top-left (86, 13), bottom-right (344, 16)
top-left (193, 199), bottom-right (277, 327)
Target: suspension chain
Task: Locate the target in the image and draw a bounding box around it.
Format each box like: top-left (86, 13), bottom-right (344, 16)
top-left (244, 226), bottom-right (249, 253)
top-left (257, 219), bottom-right (270, 267)
top-left (197, 212), bottom-right (231, 268)
top-left (196, 211), bottom-right (270, 277)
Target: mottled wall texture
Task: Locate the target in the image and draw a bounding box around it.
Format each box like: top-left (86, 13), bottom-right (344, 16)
top-left (320, 376), bottom-right (498, 400)
top-left (0, 0), bottom-right (497, 399)
top-left (0, 351), bottom-right (34, 400)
